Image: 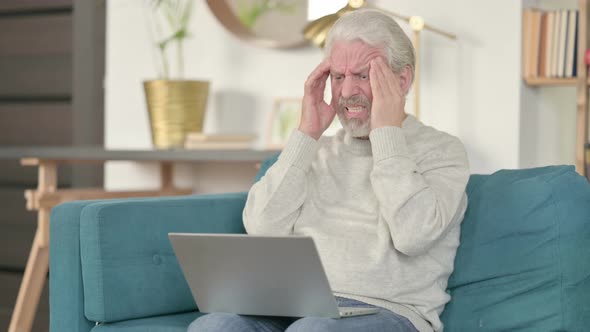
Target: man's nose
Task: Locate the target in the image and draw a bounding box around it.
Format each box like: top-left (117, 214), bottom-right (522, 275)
top-left (341, 77), bottom-right (359, 99)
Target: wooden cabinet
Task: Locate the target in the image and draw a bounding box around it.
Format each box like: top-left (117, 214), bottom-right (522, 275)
top-left (0, 1), bottom-right (105, 331)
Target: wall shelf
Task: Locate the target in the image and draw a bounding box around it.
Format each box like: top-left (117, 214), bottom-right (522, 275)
top-left (524, 77), bottom-right (578, 86)
top-left (522, 0), bottom-right (589, 177)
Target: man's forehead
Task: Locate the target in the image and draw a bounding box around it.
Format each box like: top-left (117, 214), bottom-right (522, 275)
top-left (330, 40), bottom-right (384, 54)
top-left (329, 40), bottom-right (383, 72)
top-left (329, 55), bottom-right (371, 73)
top-left (330, 65), bottom-right (369, 74)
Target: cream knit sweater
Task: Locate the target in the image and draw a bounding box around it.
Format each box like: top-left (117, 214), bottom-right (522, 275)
top-left (243, 115), bottom-right (470, 331)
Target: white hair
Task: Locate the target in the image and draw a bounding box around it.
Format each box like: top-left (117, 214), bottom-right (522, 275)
top-left (324, 8), bottom-right (415, 85)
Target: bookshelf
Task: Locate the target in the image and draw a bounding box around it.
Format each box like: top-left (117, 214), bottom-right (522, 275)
top-left (522, 0), bottom-right (589, 177)
top-left (525, 77), bottom-right (579, 85)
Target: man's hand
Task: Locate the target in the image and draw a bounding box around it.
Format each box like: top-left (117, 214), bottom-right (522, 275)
top-left (298, 60), bottom-right (336, 140)
top-left (369, 57), bottom-right (406, 129)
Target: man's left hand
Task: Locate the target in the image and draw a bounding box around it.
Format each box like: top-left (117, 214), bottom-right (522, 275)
top-left (369, 57), bottom-right (406, 129)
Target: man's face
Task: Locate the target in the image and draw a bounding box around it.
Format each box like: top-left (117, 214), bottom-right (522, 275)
top-left (329, 40), bottom-right (385, 138)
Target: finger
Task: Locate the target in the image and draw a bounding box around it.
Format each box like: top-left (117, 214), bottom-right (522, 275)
top-left (305, 60), bottom-right (330, 92)
top-left (321, 103), bottom-right (336, 118)
top-left (374, 57), bottom-right (400, 96)
top-left (305, 73), bottom-right (328, 96)
top-left (369, 59), bottom-right (385, 98)
top-left (307, 60), bottom-right (330, 81)
top-left (377, 58), bottom-right (404, 97)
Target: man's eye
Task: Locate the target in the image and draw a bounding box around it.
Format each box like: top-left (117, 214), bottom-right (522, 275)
top-left (334, 76), bottom-right (344, 81)
top-left (360, 74), bottom-right (368, 80)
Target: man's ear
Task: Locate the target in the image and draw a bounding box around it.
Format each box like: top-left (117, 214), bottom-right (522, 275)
top-left (398, 65), bottom-right (413, 95)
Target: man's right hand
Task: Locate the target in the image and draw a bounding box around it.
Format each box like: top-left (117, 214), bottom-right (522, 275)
top-left (298, 60), bottom-right (336, 140)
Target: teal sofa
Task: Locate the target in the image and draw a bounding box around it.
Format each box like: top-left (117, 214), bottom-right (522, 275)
top-left (49, 163), bottom-right (590, 331)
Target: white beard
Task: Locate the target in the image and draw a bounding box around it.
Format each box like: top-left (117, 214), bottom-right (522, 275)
top-left (337, 112), bottom-right (371, 138)
top-left (337, 95), bottom-right (372, 138)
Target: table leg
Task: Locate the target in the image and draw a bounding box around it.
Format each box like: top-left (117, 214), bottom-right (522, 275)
top-left (8, 210), bottom-right (50, 332)
top-left (9, 162), bottom-right (56, 332)
top-left (160, 162), bottom-right (173, 190)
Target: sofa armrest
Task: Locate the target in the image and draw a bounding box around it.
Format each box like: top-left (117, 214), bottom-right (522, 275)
top-left (50, 200), bottom-right (100, 332)
top-left (50, 193), bottom-right (247, 330)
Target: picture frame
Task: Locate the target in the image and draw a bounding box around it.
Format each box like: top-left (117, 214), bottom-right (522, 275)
top-left (267, 97), bottom-right (302, 148)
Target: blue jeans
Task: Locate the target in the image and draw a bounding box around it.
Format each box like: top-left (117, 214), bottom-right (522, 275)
top-left (187, 297), bottom-right (418, 332)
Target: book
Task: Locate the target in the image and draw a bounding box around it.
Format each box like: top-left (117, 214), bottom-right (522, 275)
top-left (572, 11), bottom-right (579, 76)
top-left (184, 133), bottom-right (257, 150)
top-left (530, 10), bottom-right (543, 77)
top-left (538, 12), bottom-right (549, 77)
top-left (551, 10), bottom-right (562, 77)
top-left (565, 10), bottom-right (579, 77)
top-left (545, 11), bottom-right (555, 78)
top-left (185, 133), bottom-right (257, 142)
top-left (523, 9), bottom-right (533, 78)
top-left (557, 10), bottom-right (569, 77)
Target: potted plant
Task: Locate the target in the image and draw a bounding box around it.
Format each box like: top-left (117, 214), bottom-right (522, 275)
top-left (236, 0), bottom-right (299, 28)
top-left (144, 0), bottom-right (209, 149)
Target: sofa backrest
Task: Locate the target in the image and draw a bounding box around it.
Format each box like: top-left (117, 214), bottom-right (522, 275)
top-left (255, 153), bottom-right (279, 182)
top-left (257, 158), bottom-right (590, 330)
top-left (77, 193), bottom-right (248, 323)
top-left (441, 165), bottom-right (590, 330)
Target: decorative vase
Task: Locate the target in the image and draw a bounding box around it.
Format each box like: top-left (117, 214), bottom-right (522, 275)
top-left (143, 80), bottom-right (210, 149)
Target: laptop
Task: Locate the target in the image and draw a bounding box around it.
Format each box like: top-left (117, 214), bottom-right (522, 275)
top-left (168, 233), bottom-right (380, 319)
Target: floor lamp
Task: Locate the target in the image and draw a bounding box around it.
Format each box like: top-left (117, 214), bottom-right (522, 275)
top-left (303, 0), bottom-right (456, 120)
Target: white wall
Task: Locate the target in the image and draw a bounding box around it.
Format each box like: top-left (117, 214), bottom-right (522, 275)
top-left (104, 0), bottom-right (526, 192)
top-left (105, 0), bottom-right (322, 192)
top-left (372, 0), bottom-right (523, 173)
top-left (520, 86), bottom-right (577, 167)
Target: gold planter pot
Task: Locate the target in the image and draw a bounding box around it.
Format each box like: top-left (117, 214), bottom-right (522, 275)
top-left (144, 80), bottom-right (210, 149)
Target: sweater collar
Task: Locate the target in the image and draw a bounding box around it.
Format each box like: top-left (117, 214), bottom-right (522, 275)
top-left (341, 130), bottom-right (372, 155)
top-left (338, 114), bottom-right (418, 155)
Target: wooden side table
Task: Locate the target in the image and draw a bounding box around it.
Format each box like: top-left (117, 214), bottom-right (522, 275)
top-left (0, 147), bottom-right (279, 332)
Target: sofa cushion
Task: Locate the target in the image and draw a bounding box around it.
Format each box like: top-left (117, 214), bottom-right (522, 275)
top-left (254, 152), bottom-right (279, 182)
top-left (441, 165), bottom-right (590, 331)
top-left (91, 311), bottom-right (203, 332)
top-left (79, 193), bottom-right (248, 323)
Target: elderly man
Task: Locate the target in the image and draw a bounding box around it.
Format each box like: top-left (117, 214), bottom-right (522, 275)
top-left (188, 8), bottom-right (469, 332)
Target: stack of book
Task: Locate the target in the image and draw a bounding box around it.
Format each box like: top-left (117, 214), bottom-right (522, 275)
top-left (184, 133), bottom-right (257, 150)
top-left (522, 8), bottom-right (579, 79)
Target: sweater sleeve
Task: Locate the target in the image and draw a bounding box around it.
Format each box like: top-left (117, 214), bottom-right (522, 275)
top-left (369, 126), bottom-right (470, 256)
top-left (243, 129), bottom-right (320, 235)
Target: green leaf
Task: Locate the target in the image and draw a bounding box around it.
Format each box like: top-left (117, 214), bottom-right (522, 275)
top-left (180, 0), bottom-right (194, 27)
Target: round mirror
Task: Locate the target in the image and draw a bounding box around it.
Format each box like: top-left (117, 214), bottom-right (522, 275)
top-left (206, 0), bottom-right (311, 49)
